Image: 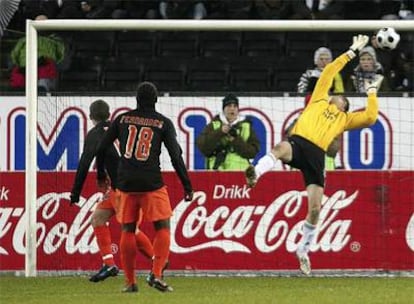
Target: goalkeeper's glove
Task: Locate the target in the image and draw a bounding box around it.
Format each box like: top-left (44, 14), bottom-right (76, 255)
top-left (347, 34), bottom-right (369, 59)
top-left (364, 74), bottom-right (384, 94)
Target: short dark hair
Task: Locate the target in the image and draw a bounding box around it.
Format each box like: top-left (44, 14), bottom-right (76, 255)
top-left (89, 99), bottom-right (110, 121)
top-left (136, 81), bottom-right (158, 106)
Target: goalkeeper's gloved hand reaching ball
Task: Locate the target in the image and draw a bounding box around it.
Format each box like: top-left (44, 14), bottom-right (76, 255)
top-left (364, 74), bottom-right (384, 94)
top-left (347, 34), bottom-right (369, 59)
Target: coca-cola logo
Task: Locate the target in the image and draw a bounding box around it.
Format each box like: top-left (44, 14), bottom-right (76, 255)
top-left (0, 192), bottom-right (101, 255)
top-left (1, 187), bottom-right (413, 261)
top-left (407, 213), bottom-right (414, 251)
top-left (171, 189), bottom-right (359, 254)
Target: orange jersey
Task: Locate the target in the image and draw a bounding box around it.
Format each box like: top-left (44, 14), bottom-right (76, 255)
top-left (291, 53), bottom-right (378, 151)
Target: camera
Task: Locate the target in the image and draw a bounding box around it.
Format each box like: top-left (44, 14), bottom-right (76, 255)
top-left (228, 126), bottom-right (239, 137)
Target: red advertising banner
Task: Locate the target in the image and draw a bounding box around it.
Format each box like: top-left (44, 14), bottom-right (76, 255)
top-left (0, 171), bottom-right (413, 272)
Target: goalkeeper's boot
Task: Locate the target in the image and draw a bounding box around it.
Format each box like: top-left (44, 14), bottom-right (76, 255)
top-left (296, 251), bottom-right (311, 276)
top-left (146, 273), bottom-right (173, 292)
top-left (122, 284), bottom-right (138, 293)
top-left (89, 264), bottom-right (119, 282)
top-left (245, 165), bottom-right (257, 188)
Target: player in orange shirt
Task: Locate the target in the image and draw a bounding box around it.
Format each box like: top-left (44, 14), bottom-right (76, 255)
top-left (245, 34), bottom-right (383, 275)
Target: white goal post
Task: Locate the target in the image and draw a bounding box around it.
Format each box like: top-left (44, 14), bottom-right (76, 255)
top-left (25, 19), bottom-right (414, 277)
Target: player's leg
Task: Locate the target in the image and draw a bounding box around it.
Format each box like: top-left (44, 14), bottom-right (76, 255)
top-left (89, 193), bottom-right (118, 283)
top-left (118, 191), bottom-right (140, 292)
top-left (146, 218), bottom-right (173, 292)
top-left (113, 189), bottom-right (154, 261)
top-left (295, 140), bottom-right (325, 275)
top-left (245, 140), bottom-right (293, 187)
top-left (141, 186), bottom-right (173, 292)
top-left (120, 222), bottom-right (138, 292)
top-left (296, 184), bottom-right (324, 275)
top-left (135, 209), bottom-right (154, 260)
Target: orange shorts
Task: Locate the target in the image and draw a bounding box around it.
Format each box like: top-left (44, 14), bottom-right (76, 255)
top-left (117, 186), bottom-right (172, 224)
top-left (95, 189), bottom-right (121, 222)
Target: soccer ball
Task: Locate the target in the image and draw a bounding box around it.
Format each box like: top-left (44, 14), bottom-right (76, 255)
top-left (375, 27), bottom-right (400, 50)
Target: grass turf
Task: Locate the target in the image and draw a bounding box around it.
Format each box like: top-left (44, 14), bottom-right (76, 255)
top-left (0, 275), bottom-right (413, 304)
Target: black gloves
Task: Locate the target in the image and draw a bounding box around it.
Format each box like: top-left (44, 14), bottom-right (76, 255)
top-left (69, 193), bottom-right (79, 206)
top-left (184, 190), bottom-right (194, 202)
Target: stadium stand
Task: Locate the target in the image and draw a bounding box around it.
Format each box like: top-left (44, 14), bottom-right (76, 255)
top-left (241, 31), bottom-right (285, 59)
top-left (101, 56), bottom-right (144, 91)
top-left (143, 58), bottom-right (188, 92)
top-left (229, 57), bottom-right (274, 92)
top-left (187, 57), bottom-right (231, 91)
top-left (114, 30), bottom-right (157, 59)
top-left (0, 27), bottom-right (412, 93)
top-left (157, 31), bottom-right (200, 58)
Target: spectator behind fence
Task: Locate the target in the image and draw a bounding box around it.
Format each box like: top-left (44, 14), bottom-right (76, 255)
top-left (111, 1), bottom-right (160, 19)
top-left (205, 0), bottom-right (253, 19)
top-left (251, 0), bottom-right (292, 19)
top-left (196, 93), bottom-right (260, 170)
top-left (297, 47), bottom-right (344, 100)
top-left (290, 0), bottom-right (345, 19)
top-left (346, 46), bottom-right (390, 93)
top-left (80, 0), bottom-right (118, 19)
top-left (389, 50), bottom-right (413, 91)
top-left (9, 14), bottom-right (65, 92)
top-left (159, 1), bottom-right (207, 19)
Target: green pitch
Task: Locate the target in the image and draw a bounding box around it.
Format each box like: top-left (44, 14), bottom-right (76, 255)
top-left (0, 275), bottom-right (413, 304)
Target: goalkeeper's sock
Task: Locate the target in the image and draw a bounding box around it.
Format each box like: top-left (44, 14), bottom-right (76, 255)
top-left (93, 225), bottom-right (115, 266)
top-left (120, 231), bottom-right (137, 286)
top-left (152, 228), bottom-right (170, 278)
top-left (298, 221), bottom-right (317, 254)
top-left (255, 153), bottom-right (277, 179)
top-left (136, 230), bottom-right (154, 260)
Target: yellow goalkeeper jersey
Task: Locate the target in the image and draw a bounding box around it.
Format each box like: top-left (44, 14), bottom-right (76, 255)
top-left (291, 53), bottom-right (378, 151)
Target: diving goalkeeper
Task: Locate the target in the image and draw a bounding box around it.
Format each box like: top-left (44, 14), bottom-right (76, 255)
top-left (245, 34), bottom-right (383, 275)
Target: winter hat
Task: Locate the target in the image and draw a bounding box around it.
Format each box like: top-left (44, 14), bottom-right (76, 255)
top-left (136, 81), bottom-right (158, 106)
top-left (89, 99), bottom-right (110, 122)
top-left (359, 46), bottom-right (377, 63)
top-left (222, 93), bottom-right (239, 109)
top-left (314, 47), bottom-right (332, 65)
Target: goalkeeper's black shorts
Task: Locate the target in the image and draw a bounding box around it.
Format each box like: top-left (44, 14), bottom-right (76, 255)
top-left (285, 135), bottom-right (325, 188)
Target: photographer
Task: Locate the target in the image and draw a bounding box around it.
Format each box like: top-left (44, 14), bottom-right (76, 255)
top-left (196, 94), bottom-right (260, 171)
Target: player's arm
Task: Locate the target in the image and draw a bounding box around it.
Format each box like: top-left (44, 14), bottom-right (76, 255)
top-left (310, 35), bottom-right (369, 103)
top-left (95, 118), bottom-right (120, 185)
top-left (310, 54), bottom-right (350, 103)
top-left (344, 75), bottom-right (383, 130)
top-left (70, 130), bottom-right (100, 204)
top-left (163, 119), bottom-right (193, 201)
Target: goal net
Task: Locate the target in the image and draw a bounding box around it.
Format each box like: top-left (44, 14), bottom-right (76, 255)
top-left (20, 19), bottom-right (414, 277)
